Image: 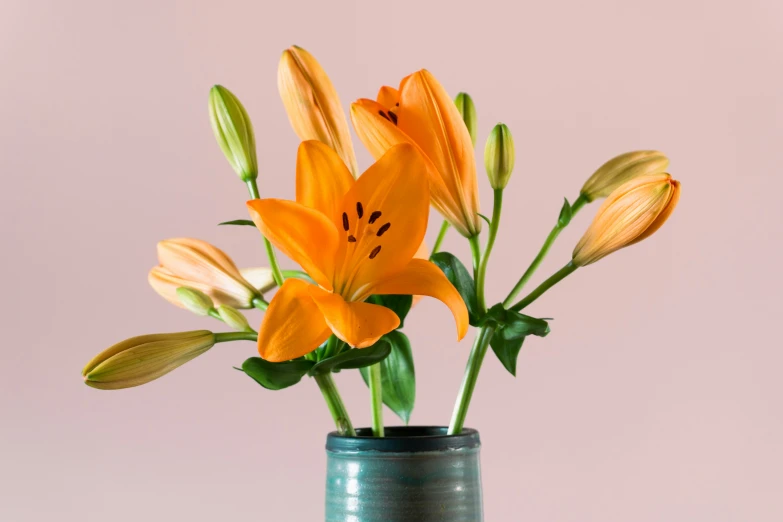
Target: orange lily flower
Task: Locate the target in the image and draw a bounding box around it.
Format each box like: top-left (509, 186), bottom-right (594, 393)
top-left (246, 141), bottom-right (469, 362)
top-left (351, 70), bottom-right (482, 238)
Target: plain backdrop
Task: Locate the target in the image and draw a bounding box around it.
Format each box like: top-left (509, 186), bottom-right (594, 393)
top-left (2, 0), bottom-right (781, 521)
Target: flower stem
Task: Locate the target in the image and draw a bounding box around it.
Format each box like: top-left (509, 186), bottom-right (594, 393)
top-left (368, 363), bottom-right (384, 437)
top-left (430, 220), bottom-right (451, 258)
top-left (245, 179), bottom-right (285, 287)
top-left (208, 308), bottom-right (257, 334)
top-left (509, 261), bottom-right (578, 312)
top-left (251, 297), bottom-right (269, 311)
top-left (314, 373), bottom-right (356, 436)
top-left (282, 270), bottom-right (315, 284)
top-left (475, 189), bottom-right (503, 314)
top-left (502, 193), bottom-right (588, 307)
top-left (468, 234), bottom-right (482, 284)
top-left (214, 331), bottom-right (258, 343)
top-left (448, 324), bottom-right (496, 435)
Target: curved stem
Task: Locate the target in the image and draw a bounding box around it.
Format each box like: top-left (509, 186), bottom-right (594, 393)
top-left (214, 331), bottom-right (258, 343)
top-left (368, 363), bottom-right (384, 437)
top-left (468, 234), bottom-right (482, 283)
top-left (281, 270), bottom-right (315, 284)
top-left (502, 193), bottom-right (588, 307)
top-left (246, 179), bottom-right (285, 287)
top-left (509, 261), bottom-right (578, 312)
top-left (314, 373), bottom-right (356, 436)
top-left (430, 220), bottom-right (451, 258)
top-left (448, 325), bottom-right (496, 435)
top-left (475, 189), bottom-right (503, 314)
top-left (251, 297), bottom-right (269, 311)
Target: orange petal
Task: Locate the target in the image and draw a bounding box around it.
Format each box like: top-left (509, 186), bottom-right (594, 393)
top-left (295, 140), bottom-right (355, 225)
top-left (247, 199), bottom-right (339, 290)
top-left (257, 279), bottom-right (331, 362)
top-left (309, 286), bottom-right (400, 348)
top-left (334, 143), bottom-right (430, 299)
top-left (364, 259), bottom-right (468, 341)
top-left (278, 46), bottom-right (358, 176)
top-left (376, 86), bottom-right (400, 110)
top-left (398, 70), bottom-right (482, 236)
top-left (351, 98), bottom-right (469, 236)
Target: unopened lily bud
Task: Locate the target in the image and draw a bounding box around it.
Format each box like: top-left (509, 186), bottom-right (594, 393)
top-left (209, 85), bottom-right (258, 182)
top-left (580, 150), bottom-right (669, 202)
top-left (484, 123), bottom-right (515, 189)
top-left (216, 305), bottom-right (252, 332)
top-left (278, 46), bottom-right (359, 176)
top-left (239, 267), bottom-right (277, 294)
top-left (82, 331), bottom-right (215, 390)
top-left (176, 287), bottom-right (214, 316)
top-left (149, 238), bottom-right (259, 309)
top-left (573, 173), bottom-right (681, 266)
top-left (454, 92), bottom-right (478, 147)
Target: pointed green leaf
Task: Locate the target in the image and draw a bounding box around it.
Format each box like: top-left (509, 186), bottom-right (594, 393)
top-left (240, 357), bottom-right (314, 390)
top-left (308, 339), bottom-right (392, 375)
top-left (430, 252), bottom-right (480, 326)
top-left (558, 198), bottom-right (572, 227)
top-left (360, 331), bottom-right (415, 424)
top-left (485, 303), bottom-right (551, 376)
top-left (218, 219), bottom-right (257, 227)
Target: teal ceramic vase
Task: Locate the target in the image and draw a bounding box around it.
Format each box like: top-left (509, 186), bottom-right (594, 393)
top-left (325, 426), bottom-right (483, 522)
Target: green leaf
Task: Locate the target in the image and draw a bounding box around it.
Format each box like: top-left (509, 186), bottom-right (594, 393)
top-left (558, 198), bottom-right (572, 227)
top-left (218, 219), bottom-right (257, 227)
top-left (430, 252), bottom-right (481, 326)
top-left (484, 303), bottom-right (551, 376)
top-left (477, 213), bottom-right (492, 227)
top-left (367, 294), bottom-right (413, 328)
top-left (240, 357), bottom-right (314, 390)
top-left (308, 339), bottom-right (392, 375)
top-left (359, 331), bottom-right (415, 424)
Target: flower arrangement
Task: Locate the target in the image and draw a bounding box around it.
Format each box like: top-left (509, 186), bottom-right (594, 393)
top-left (82, 46), bottom-right (681, 439)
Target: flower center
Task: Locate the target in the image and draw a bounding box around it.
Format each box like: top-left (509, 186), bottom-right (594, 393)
top-left (336, 200), bottom-right (392, 298)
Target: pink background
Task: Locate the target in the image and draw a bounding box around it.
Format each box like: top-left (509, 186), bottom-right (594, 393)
top-left (2, 0), bottom-right (781, 520)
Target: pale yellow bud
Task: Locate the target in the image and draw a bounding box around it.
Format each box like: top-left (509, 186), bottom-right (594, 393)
top-left (216, 305), bottom-right (252, 332)
top-left (176, 287), bottom-right (214, 316)
top-left (580, 150), bottom-right (669, 202)
top-left (484, 123), bottom-right (515, 189)
top-left (573, 173), bottom-right (681, 266)
top-left (209, 85), bottom-right (258, 182)
top-left (239, 267), bottom-right (277, 294)
top-left (82, 331), bottom-right (215, 390)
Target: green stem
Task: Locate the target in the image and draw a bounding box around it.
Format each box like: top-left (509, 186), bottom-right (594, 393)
top-left (368, 363), bottom-right (384, 437)
top-left (509, 261), bottom-right (578, 312)
top-left (246, 179), bottom-right (285, 287)
top-left (251, 297), bottom-right (269, 311)
top-left (430, 220), bottom-right (451, 258)
top-left (475, 189), bottom-right (503, 314)
top-left (214, 331), bottom-right (258, 343)
top-left (468, 234), bottom-right (482, 283)
top-left (314, 373), bottom-right (356, 436)
top-left (448, 325), bottom-right (497, 435)
top-left (322, 335), bottom-right (339, 360)
top-left (502, 193), bottom-right (587, 307)
top-left (281, 270), bottom-right (315, 284)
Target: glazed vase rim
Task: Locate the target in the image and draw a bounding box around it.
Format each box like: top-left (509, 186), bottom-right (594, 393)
top-left (326, 426), bottom-right (480, 453)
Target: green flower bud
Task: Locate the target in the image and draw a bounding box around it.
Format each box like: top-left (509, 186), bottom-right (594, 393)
top-left (209, 85), bottom-right (258, 182)
top-left (580, 150), bottom-right (669, 202)
top-left (216, 305), bottom-right (252, 332)
top-left (484, 123), bottom-right (515, 189)
top-left (82, 331), bottom-right (215, 390)
top-left (454, 92), bottom-right (478, 147)
top-left (176, 287), bottom-right (214, 316)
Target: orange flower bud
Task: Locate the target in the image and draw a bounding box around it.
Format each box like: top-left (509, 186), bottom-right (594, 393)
top-left (149, 238), bottom-right (259, 309)
top-left (580, 150), bottom-right (669, 202)
top-left (572, 173), bottom-right (681, 266)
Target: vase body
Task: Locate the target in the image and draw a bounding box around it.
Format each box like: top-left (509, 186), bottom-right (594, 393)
top-left (325, 426), bottom-right (483, 522)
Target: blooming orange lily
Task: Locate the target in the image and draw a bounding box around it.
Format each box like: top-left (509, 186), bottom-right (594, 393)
top-left (351, 70), bottom-right (482, 238)
top-left (246, 141), bottom-right (469, 362)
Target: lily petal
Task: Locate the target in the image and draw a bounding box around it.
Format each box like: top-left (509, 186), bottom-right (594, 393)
top-left (398, 70), bottom-right (482, 237)
top-left (296, 140), bottom-right (355, 225)
top-left (247, 199), bottom-right (339, 290)
top-left (257, 279), bottom-right (332, 362)
top-left (376, 86), bottom-right (400, 110)
top-left (309, 286), bottom-right (400, 348)
top-left (351, 98), bottom-right (467, 236)
top-left (335, 143), bottom-right (430, 299)
top-left (364, 259), bottom-right (469, 341)
top-left (278, 46), bottom-right (359, 176)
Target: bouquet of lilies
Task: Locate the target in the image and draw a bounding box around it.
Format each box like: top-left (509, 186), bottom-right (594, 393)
top-left (82, 46), bottom-right (681, 437)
